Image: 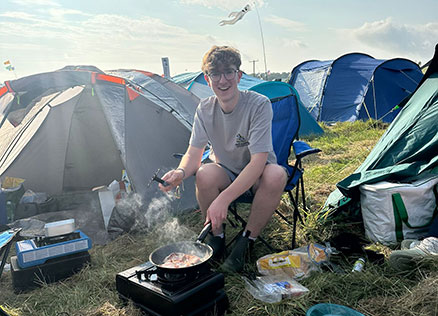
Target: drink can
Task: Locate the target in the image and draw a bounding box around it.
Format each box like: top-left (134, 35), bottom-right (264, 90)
top-left (352, 258), bottom-right (365, 272)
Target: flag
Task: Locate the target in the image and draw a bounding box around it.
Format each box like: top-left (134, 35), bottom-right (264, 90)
top-left (219, 4), bottom-right (251, 26)
top-left (4, 60), bottom-right (15, 71)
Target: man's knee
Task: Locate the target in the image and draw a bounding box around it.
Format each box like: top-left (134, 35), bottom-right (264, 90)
top-left (260, 164), bottom-right (287, 192)
top-left (196, 163), bottom-right (230, 190)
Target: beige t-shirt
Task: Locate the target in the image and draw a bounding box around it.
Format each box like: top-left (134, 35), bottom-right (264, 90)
top-left (190, 90), bottom-right (277, 174)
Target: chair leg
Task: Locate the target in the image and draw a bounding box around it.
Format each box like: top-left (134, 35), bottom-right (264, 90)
top-left (227, 204), bottom-right (280, 252)
top-left (288, 190), bottom-right (303, 250)
top-left (274, 209), bottom-right (293, 226)
top-left (300, 176), bottom-right (309, 213)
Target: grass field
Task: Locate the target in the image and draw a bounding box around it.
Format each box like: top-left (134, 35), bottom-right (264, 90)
top-left (1, 120), bottom-right (438, 316)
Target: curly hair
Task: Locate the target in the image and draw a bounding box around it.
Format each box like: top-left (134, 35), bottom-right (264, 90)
top-left (201, 45), bottom-right (241, 75)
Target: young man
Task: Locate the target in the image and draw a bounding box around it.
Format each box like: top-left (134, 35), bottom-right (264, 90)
top-left (160, 45), bottom-right (287, 272)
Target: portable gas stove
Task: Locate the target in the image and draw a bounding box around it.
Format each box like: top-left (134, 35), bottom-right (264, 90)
top-left (11, 219), bottom-right (92, 292)
top-left (116, 261), bottom-right (229, 316)
top-left (15, 229), bottom-right (92, 268)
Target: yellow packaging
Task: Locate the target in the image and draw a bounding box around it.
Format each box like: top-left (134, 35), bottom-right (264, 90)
top-left (257, 244), bottom-right (330, 279)
top-left (257, 250), bottom-right (313, 279)
top-left (2, 176), bottom-right (25, 189)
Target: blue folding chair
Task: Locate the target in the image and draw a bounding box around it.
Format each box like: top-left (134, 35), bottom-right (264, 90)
top-left (226, 82), bottom-right (321, 250)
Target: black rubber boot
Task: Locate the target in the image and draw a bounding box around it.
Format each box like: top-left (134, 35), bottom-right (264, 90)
top-left (221, 231), bottom-right (254, 273)
top-left (206, 233), bottom-right (226, 260)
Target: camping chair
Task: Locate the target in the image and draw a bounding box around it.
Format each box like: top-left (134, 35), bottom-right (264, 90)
top-left (226, 83), bottom-right (321, 251)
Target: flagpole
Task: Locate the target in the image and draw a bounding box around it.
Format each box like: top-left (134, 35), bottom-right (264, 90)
top-left (253, 3), bottom-right (268, 80)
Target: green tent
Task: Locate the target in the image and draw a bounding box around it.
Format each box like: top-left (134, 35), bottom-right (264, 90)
top-left (323, 44), bottom-right (438, 216)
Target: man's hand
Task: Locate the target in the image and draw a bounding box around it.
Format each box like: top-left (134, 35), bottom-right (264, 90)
top-left (204, 197), bottom-right (229, 233)
top-left (159, 169), bottom-right (184, 192)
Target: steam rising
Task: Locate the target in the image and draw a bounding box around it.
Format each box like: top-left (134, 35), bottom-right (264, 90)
top-left (111, 191), bottom-right (197, 245)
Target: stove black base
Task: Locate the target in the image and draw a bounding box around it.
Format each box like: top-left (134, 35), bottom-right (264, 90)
top-left (116, 261), bottom-right (229, 316)
top-left (119, 289), bottom-right (229, 316)
top-left (10, 251), bottom-right (90, 293)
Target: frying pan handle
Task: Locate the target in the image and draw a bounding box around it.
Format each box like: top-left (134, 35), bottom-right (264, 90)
top-left (196, 222), bottom-right (212, 242)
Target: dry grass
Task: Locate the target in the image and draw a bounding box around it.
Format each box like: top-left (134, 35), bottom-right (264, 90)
top-left (2, 120), bottom-right (438, 316)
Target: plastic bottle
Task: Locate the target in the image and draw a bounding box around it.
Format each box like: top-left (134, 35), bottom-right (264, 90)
top-left (352, 258), bottom-right (365, 272)
top-left (6, 201), bottom-right (14, 222)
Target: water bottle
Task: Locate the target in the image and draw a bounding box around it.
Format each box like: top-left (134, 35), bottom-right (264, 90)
top-left (6, 201), bottom-right (14, 222)
top-left (352, 258), bottom-right (365, 272)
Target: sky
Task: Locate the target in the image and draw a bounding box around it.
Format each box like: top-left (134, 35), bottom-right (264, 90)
top-left (1, 0), bottom-right (437, 81)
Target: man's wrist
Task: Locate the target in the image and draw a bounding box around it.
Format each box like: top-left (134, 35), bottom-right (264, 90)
top-left (176, 167), bottom-right (185, 179)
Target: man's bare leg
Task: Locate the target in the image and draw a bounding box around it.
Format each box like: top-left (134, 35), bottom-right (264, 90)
top-left (245, 164), bottom-right (287, 237)
top-left (195, 163), bottom-right (232, 235)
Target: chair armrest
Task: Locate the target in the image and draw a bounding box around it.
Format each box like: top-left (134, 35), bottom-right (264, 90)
top-left (202, 148), bottom-right (211, 162)
top-left (173, 147), bottom-right (211, 163)
top-left (293, 140), bottom-right (321, 159)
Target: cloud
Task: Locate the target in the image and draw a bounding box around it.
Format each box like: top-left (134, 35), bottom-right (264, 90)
top-left (11, 0), bottom-right (60, 6)
top-left (0, 11), bottom-right (36, 20)
top-left (264, 15), bottom-right (307, 32)
top-left (0, 11), bottom-right (216, 75)
top-left (283, 39), bottom-right (308, 49)
top-left (179, 0), bottom-right (265, 11)
top-left (348, 18), bottom-right (438, 60)
top-left (48, 8), bottom-right (91, 20)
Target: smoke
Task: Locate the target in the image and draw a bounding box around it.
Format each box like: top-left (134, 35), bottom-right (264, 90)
top-left (111, 191), bottom-right (196, 245)
top-left (157, 217), bottom-right (196, 245)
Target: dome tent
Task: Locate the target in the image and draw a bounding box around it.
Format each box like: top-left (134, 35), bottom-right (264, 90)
top-left (289, 53), bottom-right (423, 123)
top-left (0, 67), bottom-right (199, 215)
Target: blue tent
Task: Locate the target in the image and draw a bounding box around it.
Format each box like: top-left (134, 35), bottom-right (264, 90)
top-left (172, 71), bottom-right (265, 99)
top-left (248, 81), bottom-right (323, 137)
top-left (172, 72), bottom-right (324, 137)
top-left (289, 53), bottom-right (423, 123)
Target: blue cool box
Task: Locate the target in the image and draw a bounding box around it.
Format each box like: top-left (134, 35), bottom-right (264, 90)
top-left (15, 230), bottom-right (92, 269)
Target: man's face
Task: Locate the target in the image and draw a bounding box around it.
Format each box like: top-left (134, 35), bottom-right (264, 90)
top-left (205, 65), bottom-right (242, 104)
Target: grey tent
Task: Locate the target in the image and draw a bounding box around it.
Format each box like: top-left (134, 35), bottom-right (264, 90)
top-left (0, 67), bottom-right (199, 214)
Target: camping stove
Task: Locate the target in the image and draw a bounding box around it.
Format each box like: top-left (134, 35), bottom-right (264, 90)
top-left (116, 261), bottom-right (229, 316)
top-left (15, 230), bottom-right (92, 268)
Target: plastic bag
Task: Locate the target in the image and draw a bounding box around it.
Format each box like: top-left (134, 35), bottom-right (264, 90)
top-left (257, 243), bottom-right (333, 279)
top-left (243, 274), bottom-right (309, 303)
top-left (20, 190), bottom-right (48, 204)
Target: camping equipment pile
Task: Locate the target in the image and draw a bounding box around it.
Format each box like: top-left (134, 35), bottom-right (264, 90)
top-left (10, 219), bottom-right (91, 292)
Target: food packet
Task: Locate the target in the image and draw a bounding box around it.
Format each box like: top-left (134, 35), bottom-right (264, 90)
top-left (243, 274), bottom-right (309, 303)
top-left (257, 243), bottom-right (332, 279)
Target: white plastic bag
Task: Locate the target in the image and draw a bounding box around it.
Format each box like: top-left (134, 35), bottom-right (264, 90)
top-left (243, 274), bottom-right (309, 303)
top-left (360, 175), bottom-right (438, 246)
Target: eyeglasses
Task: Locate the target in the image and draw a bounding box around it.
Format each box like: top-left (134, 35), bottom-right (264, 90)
top-left (208, 69), bottom-right (238, 82)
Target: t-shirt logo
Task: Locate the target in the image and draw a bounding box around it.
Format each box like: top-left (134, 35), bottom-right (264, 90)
top-left (235, 133), bottom-right (250, 147)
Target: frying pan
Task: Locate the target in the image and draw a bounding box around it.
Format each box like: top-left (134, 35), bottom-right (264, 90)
top-left (149, 223), bottom-right (213, 274)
